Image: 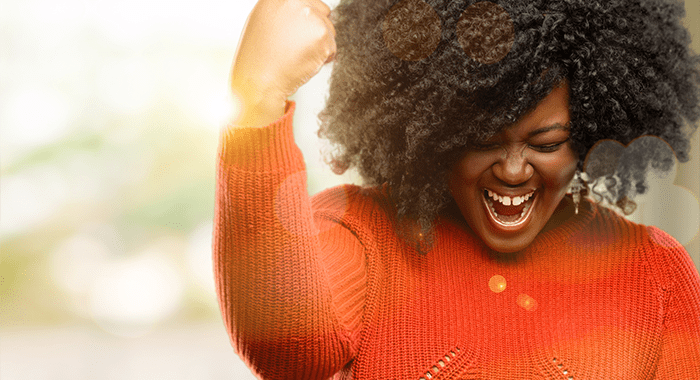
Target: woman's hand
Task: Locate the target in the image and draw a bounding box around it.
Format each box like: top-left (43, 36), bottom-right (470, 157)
top-left (231, 0), bottom-right (336, 127)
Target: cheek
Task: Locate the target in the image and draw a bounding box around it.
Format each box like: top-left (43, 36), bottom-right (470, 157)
top-left (448, 160), bottom-right (484, 205)
top-left (539, 152), bottom-right (578, 190)
top-left (450, 152), bottom-right (493, 183)
top-left (448, 171), bottom-right (472, 202)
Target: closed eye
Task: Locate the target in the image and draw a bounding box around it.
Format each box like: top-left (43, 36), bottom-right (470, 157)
top-left (529, 139), bottom-right (569, 152)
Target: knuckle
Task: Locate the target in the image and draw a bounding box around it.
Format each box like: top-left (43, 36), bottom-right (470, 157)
top-left (309, 17), bottom-right (330, 39)
top-left (317, 1), bottom-right (331, 15)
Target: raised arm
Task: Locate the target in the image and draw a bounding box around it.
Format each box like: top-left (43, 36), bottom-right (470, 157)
top-left (214, 1), bottom-right (365, 379)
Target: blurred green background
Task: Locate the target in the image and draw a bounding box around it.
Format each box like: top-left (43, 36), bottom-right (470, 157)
top-left (0, 0), bottom-right (698, 379)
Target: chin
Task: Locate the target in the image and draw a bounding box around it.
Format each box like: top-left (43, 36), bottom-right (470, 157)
top-left (482, 235), bottom-right (537, 254)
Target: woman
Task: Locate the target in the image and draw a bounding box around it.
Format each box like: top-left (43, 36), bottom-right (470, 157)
top-left (215, 0), bottom-right (700, 378)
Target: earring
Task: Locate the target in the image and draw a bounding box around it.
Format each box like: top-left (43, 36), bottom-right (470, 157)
top-left (568, 170), bottom-right (589, 215)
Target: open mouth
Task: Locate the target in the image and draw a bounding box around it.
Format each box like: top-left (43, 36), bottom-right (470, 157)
top-left (482, 189), bottom-right (537, 227)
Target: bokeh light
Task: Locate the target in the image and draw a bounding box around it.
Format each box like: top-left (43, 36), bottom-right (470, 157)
top-left (89, 247), bottom-right (184, 337)
top-left (97, 58), bottom-right (157, 115)
top-left (1, 0), bottom-right (265, 376)
top-left (516, 294), bottom-right (538, 311)
top-left (0, 0), bottom-right (696, 378)
top-left (488, 274), bottom-right (507, 293)
top-left (627, 164), bottom-right (700, 246)
top-left (2, 88), bottom-right (72, 149)
top-left (0, 165), bottom-right (70, 236)
top-left (186, 222), bottom-right (217, 296)
top-left (51, 232), bottom-right (112, 295)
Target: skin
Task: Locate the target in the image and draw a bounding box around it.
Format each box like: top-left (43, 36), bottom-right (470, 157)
top-left (448, 82), bottom-right (578, 253)
top-left (230, 0), bottom-right (335, 128)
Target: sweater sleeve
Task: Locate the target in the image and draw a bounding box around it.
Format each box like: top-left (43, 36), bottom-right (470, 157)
top-left (213, 102), bottom-right (366, 380)
top-left (645, 226), bottom-right (700, 378)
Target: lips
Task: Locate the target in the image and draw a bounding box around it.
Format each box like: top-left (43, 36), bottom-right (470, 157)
top-left (483, 189), bottom-right (537, 227)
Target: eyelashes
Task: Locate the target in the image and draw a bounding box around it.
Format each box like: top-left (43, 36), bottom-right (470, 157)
top-left (468, 139), bottom-right (570, 153)
top-left (381, 0), bottom-right (515, 63)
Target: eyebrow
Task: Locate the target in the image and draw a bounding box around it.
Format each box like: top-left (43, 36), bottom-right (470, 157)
top-left (527, 122), bottom-right (571, 138)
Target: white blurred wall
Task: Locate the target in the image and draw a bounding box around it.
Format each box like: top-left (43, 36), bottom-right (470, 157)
top-left (0, 0), bottom-right (697, 379)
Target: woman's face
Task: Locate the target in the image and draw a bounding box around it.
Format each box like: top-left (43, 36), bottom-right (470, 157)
top-left (448, 83), bottom-right (578, 253)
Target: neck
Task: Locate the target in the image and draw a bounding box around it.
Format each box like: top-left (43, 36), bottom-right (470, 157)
top-left (542, 195), bottom-right (577, 234)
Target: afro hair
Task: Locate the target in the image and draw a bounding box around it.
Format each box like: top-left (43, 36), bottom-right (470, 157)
top-left (318, 0), bottom-right (700, 244)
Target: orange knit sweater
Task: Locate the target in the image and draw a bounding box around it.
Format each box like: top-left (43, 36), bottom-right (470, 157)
top-left (214, 102), bottom-right (700, 379)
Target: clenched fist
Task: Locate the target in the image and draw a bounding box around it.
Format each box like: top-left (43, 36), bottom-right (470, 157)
top-left (231, 0), bottom-right (336, 127)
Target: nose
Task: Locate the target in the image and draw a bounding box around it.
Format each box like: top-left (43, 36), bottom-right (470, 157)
top-left (492, 148), bottom-right (534, 186)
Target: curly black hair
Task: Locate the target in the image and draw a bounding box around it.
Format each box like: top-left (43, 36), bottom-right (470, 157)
top-left (318, 0), bottom-right (700, 242)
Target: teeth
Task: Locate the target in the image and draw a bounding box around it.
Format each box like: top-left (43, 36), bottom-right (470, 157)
top-left (485, 190), bottom-right (535, 206)
top-left (484, 189), bottom-right (537, 226)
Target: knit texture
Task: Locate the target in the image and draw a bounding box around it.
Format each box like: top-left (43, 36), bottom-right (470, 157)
top-left (214, 102), bottom-right (700, 379)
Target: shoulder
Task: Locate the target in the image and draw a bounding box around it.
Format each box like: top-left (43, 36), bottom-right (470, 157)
top-left (575, 200), bottom-right (687, 258)
top-left (311, 184), bottom-right (396, 242)
top-left (642, 225), bottom-right (699, 287)
top-left (642, 225), bottom-right (688, 271)
top-left (586, 202), bottom-right (699, 291)
top-left (645, 225), bottom-right (685, 252)
top-left (311, 184), bottom-right (393, 215)
top-left (589, 201), bottom-right (686, 254)
top-left (578, 200), bottom-right (649, 244)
